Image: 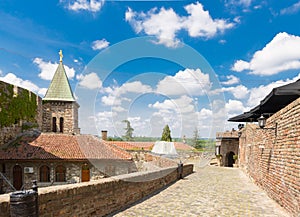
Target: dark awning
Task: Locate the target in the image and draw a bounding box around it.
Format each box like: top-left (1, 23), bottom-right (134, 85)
top-left (228, 79), bottom-right (300, 122)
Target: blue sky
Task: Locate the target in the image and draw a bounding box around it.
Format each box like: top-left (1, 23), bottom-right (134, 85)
top-left (1, 0), bottom-right (300, 138)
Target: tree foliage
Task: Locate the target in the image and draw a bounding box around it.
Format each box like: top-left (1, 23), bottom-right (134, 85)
top-left (192, 127), bottom-right (199, 148)
top-left (161, 125), bottom-right (172, 142)
top-left (122, 120), bottom-right (134, 141)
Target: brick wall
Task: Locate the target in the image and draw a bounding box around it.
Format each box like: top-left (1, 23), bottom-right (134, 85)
top-left (239, 97), bottom-right (300, 216)
top-left (0, 164), bottom-right (193, 217)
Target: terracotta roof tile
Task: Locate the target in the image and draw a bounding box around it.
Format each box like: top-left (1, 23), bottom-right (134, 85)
top-left (0, 134), bottom-right (132, 161)
top-left (105, 141), bottom-right (194, 151)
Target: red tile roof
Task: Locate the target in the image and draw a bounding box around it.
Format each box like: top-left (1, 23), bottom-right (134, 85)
top-left (0, 134), bottom-right (132, 161)
top-left (105, 141), bottom-right (194, 151)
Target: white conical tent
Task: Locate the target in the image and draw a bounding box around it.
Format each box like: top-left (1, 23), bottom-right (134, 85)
top-left (151, 141), bottom-right (178, 155)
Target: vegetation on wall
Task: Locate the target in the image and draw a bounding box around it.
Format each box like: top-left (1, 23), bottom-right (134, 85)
top-left (0, 83), bottom-right (37, 127)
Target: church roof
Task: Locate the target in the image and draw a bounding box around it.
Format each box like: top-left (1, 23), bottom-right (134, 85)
top-left (0, 133), bottom-right (132, 161)
top-left (43, 52), bottom-right (75, 102)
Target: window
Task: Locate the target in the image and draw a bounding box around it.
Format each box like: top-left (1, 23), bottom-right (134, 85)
top-left (59, 117), bottom-right (64, 133)
top-left (40, 165), bottom-right (50, 182)
top-left (52, 117), bottom-right (57, 132)
top-left (55, 165), bottom-right (66, 182)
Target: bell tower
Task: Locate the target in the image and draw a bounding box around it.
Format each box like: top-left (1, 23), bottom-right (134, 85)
top-left (42, 50), bottom-right (80, 134)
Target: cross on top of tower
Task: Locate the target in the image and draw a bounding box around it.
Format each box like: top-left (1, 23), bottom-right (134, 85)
top-left (59, 49), bottom-right (63, 62)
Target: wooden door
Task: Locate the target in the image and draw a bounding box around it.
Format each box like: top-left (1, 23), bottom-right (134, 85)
top-left (13, 165), bottom-right (23, 190)
top-left (81, 165), bottom-right (90, 182)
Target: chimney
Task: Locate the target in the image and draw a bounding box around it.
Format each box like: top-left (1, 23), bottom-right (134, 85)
top-left (101, 130), bottom-right (107, 141)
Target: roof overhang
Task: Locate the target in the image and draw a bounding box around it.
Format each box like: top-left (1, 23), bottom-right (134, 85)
top-left (228, 79), bottom-right (300, 122)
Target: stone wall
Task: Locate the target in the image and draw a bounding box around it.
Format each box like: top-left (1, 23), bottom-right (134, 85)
top-left (131, 151), bottom-right (178, 171)
top-left (239, 97), bottom-right (300, 216)
top-left (0, 160), bottom-right (137, 193)
top-left (0, 81), bottom-right (42, 147)
top-left (219, 139), bottom-right (239, 166)
top-left (42, 101), bottom-right (80, 134)
top-left (0, 164), bottom-right (193, 217)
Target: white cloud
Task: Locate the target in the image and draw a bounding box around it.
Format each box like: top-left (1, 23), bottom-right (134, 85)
top-left (247, 73), bottom-right (300, 107)
top-left (0, 73), bottom-right (46, 96)
top-left (112, 106), bottom-right (126, 112)
top-left (91, 39), bottom-right (110, 50)
top-left (226, 0), bottom-right (252, 7)
top-left (76, 72), bottom-right (102, 89)
top-left (34, 58), bottom-right (75, 80)
top-left (0, 69), bottom-right (2, 76)
top-left (232, 32), bottom-right (300, 76)
top-left (156, 68), bottom-right (211, 96)
top-left (101, 95), bottom-right (122, 106)
top-left (197, 108), bottom-right (212, 120)
top-left (183, 2), bottom-right (234, 38)
top-left (280, 1), bottom-right (300, 15)
top-left (217, 85), bottom-right (249, 99)
top-left (226, 99), bottom-right (247, 114)
top-left (126, 2), bottom-right (235, 47)
top-left (221, 75), bottom-right (240, 85)
top-left (66, 0), bottom-right (104, 13)
top-left (231, 60), bottom-right (250, 72)
top-left (101, 81), bottom-right (152, 106)
top-left (149, 95), bottom-right (195, 114)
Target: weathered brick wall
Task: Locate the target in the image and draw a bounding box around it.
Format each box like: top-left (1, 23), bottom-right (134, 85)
top-left (239, 97), bottom-right (300, 216)
top-left (0, 164), bottom-right (193, 217)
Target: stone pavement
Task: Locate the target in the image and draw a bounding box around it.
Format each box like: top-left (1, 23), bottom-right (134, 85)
top-left (113, 161), bottom-right (290, 217)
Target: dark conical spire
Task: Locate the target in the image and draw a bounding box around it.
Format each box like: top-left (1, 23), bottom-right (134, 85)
top-left (43, 50), bottom-right (75, 101)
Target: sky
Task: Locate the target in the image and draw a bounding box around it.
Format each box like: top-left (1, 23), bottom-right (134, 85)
top-left (1, 0), bottom-right (300, 139)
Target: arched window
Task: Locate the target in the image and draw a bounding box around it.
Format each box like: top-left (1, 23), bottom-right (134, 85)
top-left (55, 165), bottom-right (66, 182)
top-left (59, 117), bottom-right (64, 133)
top-left (52, 117), bottom-right (57, 132)
top-left (40, 165), bottom-right (50, 182)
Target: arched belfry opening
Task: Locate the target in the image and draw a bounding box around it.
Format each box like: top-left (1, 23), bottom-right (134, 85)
top-left (52, 117), bottom-right (57, 132)
top-left (60, 117), bottom-right (64, 133)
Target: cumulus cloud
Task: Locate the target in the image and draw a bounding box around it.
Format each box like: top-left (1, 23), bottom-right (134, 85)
top-left (156, 68), bottom-right (211, 96)
top-left (247, 73), bottom-right (300, 107)
top-left (76, 72), bottom-right (102, 89)
top-left (232, 32), bottom-right (300, 76)
top-left (126, 2), bottom-right (235, 47)
top-left (149, 95), bottom-right (195, 114)
top-left (226, 99), bottom-right (247, 114)
top-left (280, 1), bottom-right (300, 15)
top-left (215, 85), bottom-right (249, 99)
top-left (34, 58), bottom-right (75, 80)
top-left (221, 75), bottom-right (240, 85)
top-left (0, 73), bottom-right (46, 97)
top-left (101, 81), bottom-right (152, 106)
top-left (66, 0), bottom-right (104, 13)
top-left (91, 39), bottom-right (110, 50)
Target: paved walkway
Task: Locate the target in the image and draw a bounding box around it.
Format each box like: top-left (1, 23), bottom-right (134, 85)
top-left (113, 162), bottom-right (290, 217)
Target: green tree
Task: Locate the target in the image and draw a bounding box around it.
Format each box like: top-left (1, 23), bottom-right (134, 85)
top-left (192, 127), bottom-right (199, 148)
top-left (161, 125), bottom-right (172, 142)
top-left (122, 120), bottom-right (134, 141)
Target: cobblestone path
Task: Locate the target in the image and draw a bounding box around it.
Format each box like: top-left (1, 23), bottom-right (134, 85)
top-left (113, 163), bottom-right (290, 217)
